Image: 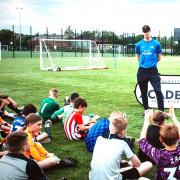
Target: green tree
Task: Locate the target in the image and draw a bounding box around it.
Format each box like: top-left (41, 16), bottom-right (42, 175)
top-left (21, 34), bottom-right (30, 50)
top-left (82, 31), bottom-right (95, 40)
top-left (0, 29), bottom-right (14, 45)
top-left (135, 34), bottom-right (143, 43)
top-left (64, 26), bottom-right (74, 39)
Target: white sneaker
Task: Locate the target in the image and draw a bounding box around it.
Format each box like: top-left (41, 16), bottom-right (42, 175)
top-left (45, 120), bottom-right (52, 127)
top-left (40, 138), bottom-right (51, 144)
top-left (54, 155), bottom-right (61, 164)
top-left (4, 111), bottom-right (15, 118)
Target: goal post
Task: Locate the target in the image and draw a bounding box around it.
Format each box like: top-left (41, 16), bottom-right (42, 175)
top-left (39, 39), bottom-right (108, 71)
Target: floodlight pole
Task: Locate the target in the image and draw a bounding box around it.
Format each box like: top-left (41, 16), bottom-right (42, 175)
top-left (16, 7), bottom-right (23, 51)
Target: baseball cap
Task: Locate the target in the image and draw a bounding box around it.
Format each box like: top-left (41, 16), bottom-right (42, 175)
top-left (142, 25), bottom-right (151, 33)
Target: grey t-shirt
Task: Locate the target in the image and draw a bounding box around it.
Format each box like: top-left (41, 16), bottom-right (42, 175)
top-left (89, 136), bottom-right (134, 180)
top-left (0, 153), bottom-right (47, 180)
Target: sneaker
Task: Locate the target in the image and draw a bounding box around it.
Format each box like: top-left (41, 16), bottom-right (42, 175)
top-left (40, 138), bottom-right (51, 144)
top-left (4, 111), bottom-right (15, 119)
top-left (45, 120), bottom-right (52, 127)
top-left (58, 158), bottom-right (77, 168)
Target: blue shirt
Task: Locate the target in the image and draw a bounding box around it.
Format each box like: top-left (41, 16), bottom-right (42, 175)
top-left (11, 116), bottom-right (25, 132)
top-left (84, 118), bottom-right (109, 152)
top-left (135, 39), bottom-right (162, 68)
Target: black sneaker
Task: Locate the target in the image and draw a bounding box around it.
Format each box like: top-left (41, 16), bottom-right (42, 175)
top-left (58, 158), bottom-right (77, 168)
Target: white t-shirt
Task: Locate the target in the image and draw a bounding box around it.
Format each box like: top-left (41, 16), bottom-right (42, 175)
top-left (89, 136), bottom-right (134, 180)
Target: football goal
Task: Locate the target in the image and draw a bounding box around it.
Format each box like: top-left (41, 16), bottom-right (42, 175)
top-left (39, 39), bottom-right (108, 71)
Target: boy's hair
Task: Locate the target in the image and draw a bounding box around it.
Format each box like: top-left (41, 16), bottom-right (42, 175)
top-left (109, 111), bottom-right (127, 134)
top-left (7, 131), bottom-right (28, 152)
top-left (25, 113), bottom-right (42, 127)
top-left (49, 88), bottom-right (59, 98)
top-left (160, 124), bottom-right (179, 146)
top-left (74, 98), bottom-right (87, 109)
top-left (70, 92), bottom-right (79, 101)
top-left (22, 104), bottom-right (37, 116)
top-left (152, 111), bottom-right (166, 125)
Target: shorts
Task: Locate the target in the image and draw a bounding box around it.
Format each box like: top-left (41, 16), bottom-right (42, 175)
top-left (121, 167), bottom-right (140, 180)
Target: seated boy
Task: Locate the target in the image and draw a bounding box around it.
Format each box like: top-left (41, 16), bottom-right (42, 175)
top-left (85, 112), bottom-right (135, 153)
top-left (84, 117), bottom-right (111, 152)
top-left (24, 113), bottom-right (77, 169)
top-left (39, 88), bottom-right (60, 122)
top-left (51, 92), bottom-right (79, 123)
top-left (89, 111), bottom-right (152, 180)
top-left (0, 131), bottom-right (48, 180)
top-left (11, 104), bottom-right (37, 132)
top-left (64, 98), bottom-right (94, 141)
top-left (138, 110), bottom-right (165, 163)
top-left (139, 107), bottom-right (180, 180)
top-left (11, 104), bottom-right (50, 143)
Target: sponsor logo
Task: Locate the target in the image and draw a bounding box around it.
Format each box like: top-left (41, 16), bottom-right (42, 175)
top-left (135, 75), bottom-right (180, 108)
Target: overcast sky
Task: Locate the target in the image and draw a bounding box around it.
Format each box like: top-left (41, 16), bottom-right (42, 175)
top-left (0, 0), bottom-right (180, 36)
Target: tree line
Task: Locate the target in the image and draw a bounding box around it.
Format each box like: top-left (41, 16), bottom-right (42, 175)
top-left (0, 26), bottom-right (180, 55)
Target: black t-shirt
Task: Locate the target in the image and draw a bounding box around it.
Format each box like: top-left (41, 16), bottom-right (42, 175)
top-left (138, 125), bottom-right (164, 163)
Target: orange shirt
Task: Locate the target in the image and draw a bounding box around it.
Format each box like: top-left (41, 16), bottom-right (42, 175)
top-left (25, 129), bottom-right (48, 161)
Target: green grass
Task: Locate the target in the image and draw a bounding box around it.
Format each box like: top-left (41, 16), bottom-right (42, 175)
top-left (0, 56), bottom-right (180, 180)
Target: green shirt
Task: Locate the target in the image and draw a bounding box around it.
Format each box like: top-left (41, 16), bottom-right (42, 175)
top-left (51, 104), bottom-right (74, 124)
top-left (39, 97), bottom-right (60, 121)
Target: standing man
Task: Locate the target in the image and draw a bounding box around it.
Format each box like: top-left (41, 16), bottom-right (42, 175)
top-left (135, 25), bottom-right (164, 111)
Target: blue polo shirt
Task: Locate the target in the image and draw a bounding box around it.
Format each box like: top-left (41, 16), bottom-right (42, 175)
top-left (135, 39), bottom-right (162, 68)
top-left (84, 118), bottom-right (109, 152)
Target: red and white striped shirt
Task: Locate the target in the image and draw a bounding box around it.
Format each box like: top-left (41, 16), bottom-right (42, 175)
top-left (64, 110), bottom-right (85, 140)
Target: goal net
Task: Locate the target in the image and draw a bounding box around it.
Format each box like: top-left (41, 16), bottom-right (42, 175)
top-left (39, 39), bottom-right (108, 71)
top-left (1, 45), bottom-right (8, 51)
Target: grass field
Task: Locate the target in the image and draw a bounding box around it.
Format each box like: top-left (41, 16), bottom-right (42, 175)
top-left (0, 56), bottom-right (180, 180)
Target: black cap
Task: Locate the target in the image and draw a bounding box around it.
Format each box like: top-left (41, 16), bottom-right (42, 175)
top-left (142, 25), bottom-right (151, 33)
